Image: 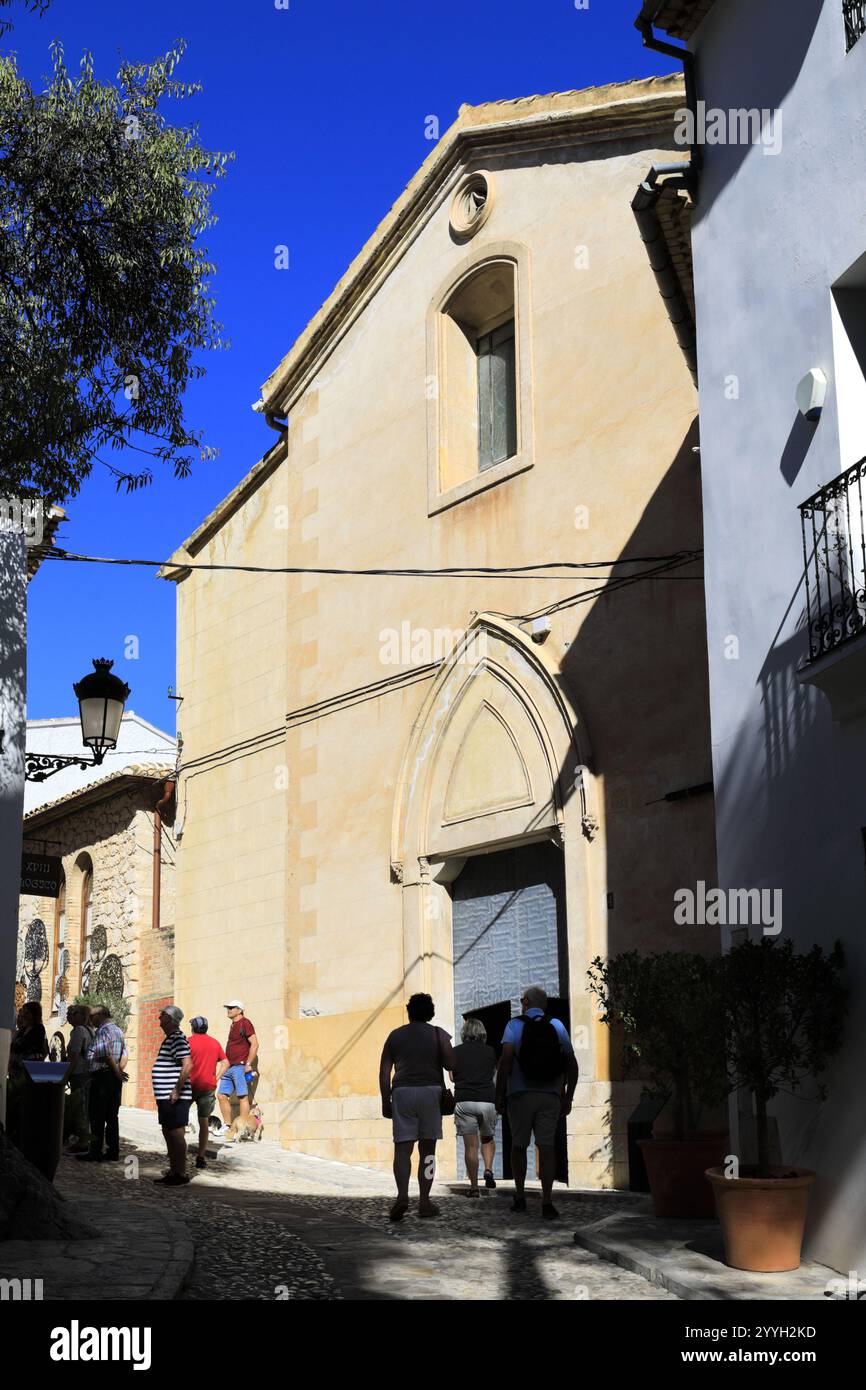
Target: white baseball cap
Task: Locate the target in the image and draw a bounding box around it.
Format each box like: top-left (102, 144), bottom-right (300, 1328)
top-left (224, 999), bottom-right (245, 1011)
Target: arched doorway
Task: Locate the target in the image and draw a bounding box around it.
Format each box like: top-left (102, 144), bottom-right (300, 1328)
top-left (391, 614), bottom-right (596, 1180)
top-left (452, 840), bottom-right (569, 1179)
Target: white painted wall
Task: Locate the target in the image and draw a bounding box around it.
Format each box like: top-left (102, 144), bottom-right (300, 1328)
top-left (23, 711), bottom-right (176, 813)
top-left (0, 529), bottom-right (26, 1118)
top-left (689, 0), bottom-right (866, 1271)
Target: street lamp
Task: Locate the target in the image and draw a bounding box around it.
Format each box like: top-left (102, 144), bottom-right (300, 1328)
top-left (25, 659), bottom-right (131, 783)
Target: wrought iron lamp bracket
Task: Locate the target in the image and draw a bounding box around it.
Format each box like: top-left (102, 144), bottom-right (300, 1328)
top-left (25, 751), bottom-right (104, 783)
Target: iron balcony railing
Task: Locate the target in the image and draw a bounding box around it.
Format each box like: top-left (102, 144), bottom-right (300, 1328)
top-left (800, 458), bottom-right (866, 662)
top-left (844, 0), bottom-right (866, 51)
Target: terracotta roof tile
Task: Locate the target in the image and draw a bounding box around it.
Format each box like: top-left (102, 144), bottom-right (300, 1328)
top-left (23, 764), bottom-right (175, 823)
top-left (641, 0), bottom-right (718, 41)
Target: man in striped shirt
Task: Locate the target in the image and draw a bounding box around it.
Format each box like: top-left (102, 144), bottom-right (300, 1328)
top-left (151, 1004), bottom-right (193, 1186)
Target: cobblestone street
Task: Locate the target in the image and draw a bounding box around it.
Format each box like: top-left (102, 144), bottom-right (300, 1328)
top-left (52, 1109), bottom-right (678, 1301)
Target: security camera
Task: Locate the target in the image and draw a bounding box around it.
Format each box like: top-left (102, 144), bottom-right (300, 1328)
top-left (527, 616), bottom-right (551, 644)
top-left (251, 399), bottom-right (265, 413)
top-left (796, 368), bottom-right (828, 423)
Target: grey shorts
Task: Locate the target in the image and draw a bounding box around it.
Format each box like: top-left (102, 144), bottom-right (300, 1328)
top-left (193, 1090), bottom-right (215, 1120)
top-left (455, 1100), bottom-right (496, 1140)
top-left (391, 1086), bottom-right (443, 1143)
top-left (507, 1091), bottom-right (561, 1148)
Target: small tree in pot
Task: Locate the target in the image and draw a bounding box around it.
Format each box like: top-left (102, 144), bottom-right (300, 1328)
top-left (588, 950), bottom-right (727, 1138)
top-left (707, 936), bottom-right (847, 1271)
top-left (588, 950), bottom-right (728, 1216)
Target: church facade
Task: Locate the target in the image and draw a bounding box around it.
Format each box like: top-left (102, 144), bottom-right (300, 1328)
top-left (166, 76), bottom-right (717, 1181)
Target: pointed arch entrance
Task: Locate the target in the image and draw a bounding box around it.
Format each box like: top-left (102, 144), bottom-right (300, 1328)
top-left (390, 613), bottom-right (596, 1077)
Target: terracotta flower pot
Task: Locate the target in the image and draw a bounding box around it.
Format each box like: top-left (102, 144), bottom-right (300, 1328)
top-left (706, 1166), bottom-right (816, 1272)
top-left (637, 1133), bottom-right (728, 1218)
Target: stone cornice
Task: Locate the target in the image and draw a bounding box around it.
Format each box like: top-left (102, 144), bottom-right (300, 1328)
top-left (166, 78), bottom-right (685, 565)
top-left (159, 435), bottom-right (286, 576)
top-left (261, 76), bottom-right (685, 415)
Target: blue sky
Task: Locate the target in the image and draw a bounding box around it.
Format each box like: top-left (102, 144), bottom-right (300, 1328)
top-left (15, 0), bottom-right (674, 732)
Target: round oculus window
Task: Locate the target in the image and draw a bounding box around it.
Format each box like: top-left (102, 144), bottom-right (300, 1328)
top-left (449, 172), bottom-right (493, 239)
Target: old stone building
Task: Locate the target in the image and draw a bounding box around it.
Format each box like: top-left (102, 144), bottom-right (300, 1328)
top-left (165, 76), bottom-right (718, 1181)
top-left (24, 710), bottom-right (177, 814)
top-left (16, 765), bottom-right (176, 1109)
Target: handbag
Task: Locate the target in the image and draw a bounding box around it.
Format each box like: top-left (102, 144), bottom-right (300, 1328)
top-left (436, 1027), bottom-right (456, 1115)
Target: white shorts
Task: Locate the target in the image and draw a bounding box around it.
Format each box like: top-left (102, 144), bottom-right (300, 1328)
top-left (455, 1100), bottom-right (496, 1140)
top-left (391, 1086), bottom-right (443, 1143)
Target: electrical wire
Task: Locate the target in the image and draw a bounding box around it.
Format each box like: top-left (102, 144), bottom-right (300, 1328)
top-left (172, 554), bottom-right (704, 785)
top-left (499, 551), bottom-right (704, 622)
top-left (34, 545), bottom-right (703, 581)
top-left (34, 544), bottom-right (703, 786)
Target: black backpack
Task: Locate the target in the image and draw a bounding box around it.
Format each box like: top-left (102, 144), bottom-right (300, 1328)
top-left (516, 1014), bottom-right (563, 1084)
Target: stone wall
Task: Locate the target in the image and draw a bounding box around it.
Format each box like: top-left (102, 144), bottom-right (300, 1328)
top-left (16, 778), bottom-right (175, 1106)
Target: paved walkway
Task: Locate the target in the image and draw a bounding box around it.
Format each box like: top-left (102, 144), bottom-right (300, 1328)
top-left (47, 1108), bottom-right (678, 1300)
top-left (574, 1210), bottom-right (839, 1301)
top-left (0, 1195), bottom-right (191, 1301)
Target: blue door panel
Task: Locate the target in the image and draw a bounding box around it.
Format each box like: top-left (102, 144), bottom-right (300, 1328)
top-left (451, 842), bottom-right (565, 1179)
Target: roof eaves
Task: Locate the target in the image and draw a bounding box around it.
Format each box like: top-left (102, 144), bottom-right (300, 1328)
top-left (165, 78), bottom-right (685, 564)
top-left (261, 76), bottom-right (686, 416)
top-left (26, 505), bottom-right (65, 583)
top-left (632, 170), bottom-right (697, 385)
top-left (637, 0), bottom-right (719, 42)
top-left (23, 764), bottom-right (175, 830)
top-left (160, 433), bottom-right (286, 575)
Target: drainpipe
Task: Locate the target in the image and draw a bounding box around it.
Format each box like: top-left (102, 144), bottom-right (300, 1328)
top-left (152, 779), bottom-right (175, 933)
top-left (251, 399), bottom-right (288, 436)
top-left (635, 9), bottom-right (702, 190)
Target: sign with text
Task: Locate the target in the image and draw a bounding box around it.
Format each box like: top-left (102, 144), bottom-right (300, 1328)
top-left (21, 853), bottom-right (63, 898)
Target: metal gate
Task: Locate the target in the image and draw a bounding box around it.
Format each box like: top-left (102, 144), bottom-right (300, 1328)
top-left (451, 841), bottom-right (567, 1180)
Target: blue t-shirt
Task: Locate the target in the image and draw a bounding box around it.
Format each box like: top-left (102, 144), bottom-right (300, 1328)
top-left (502, 1008), bottom-right (573, 1096)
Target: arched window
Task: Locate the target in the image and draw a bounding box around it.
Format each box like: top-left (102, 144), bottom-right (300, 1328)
top-left (441, 260), bottom-right (517, 479)
top-left (80, 862), bottom-right (93, 989)
top-left (426, 246), bottom-right (533, 514)
top-left (52, 870), bottom-right (66, 1016)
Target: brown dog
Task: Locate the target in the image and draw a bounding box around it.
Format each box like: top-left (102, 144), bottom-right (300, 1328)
top-left (223, 1103), bottom-right (264, 1143)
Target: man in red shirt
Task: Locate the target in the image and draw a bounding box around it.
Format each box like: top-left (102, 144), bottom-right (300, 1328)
top-left (188, 1016), bottom-right (227, 1169)
top-left (217, 1000), bottom-right (259, 1135)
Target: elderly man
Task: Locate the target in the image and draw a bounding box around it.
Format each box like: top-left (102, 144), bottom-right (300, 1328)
top-left (217, 1000), bottom-right (258, 1136)
top-left (495, 986), bottom-right (578, 1220)
top-left (77, 1004), bottom-right (126, 1163)
top-left (152, 1004), bottom-right (193, 1186)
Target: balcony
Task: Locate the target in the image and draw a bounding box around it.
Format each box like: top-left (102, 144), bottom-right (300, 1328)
top-left (844, 1), bottom-right (866, 52)
top-left (798, 457), bottom-right (866, 720)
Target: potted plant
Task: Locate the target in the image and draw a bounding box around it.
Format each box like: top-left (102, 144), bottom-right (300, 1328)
top-left (588, 951), bottom-right (728, 1218)
top-left (706, 937), bottom-right (847, 1272)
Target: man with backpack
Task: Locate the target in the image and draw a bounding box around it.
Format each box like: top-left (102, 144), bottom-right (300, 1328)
top-left (495, 985), bottom-right (578, 1220)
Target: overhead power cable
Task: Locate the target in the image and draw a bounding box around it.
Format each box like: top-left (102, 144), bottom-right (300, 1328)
top-left (505, 551), bottom-right (704, 621)
top-left (34, 545), bottom-right (703, 580)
